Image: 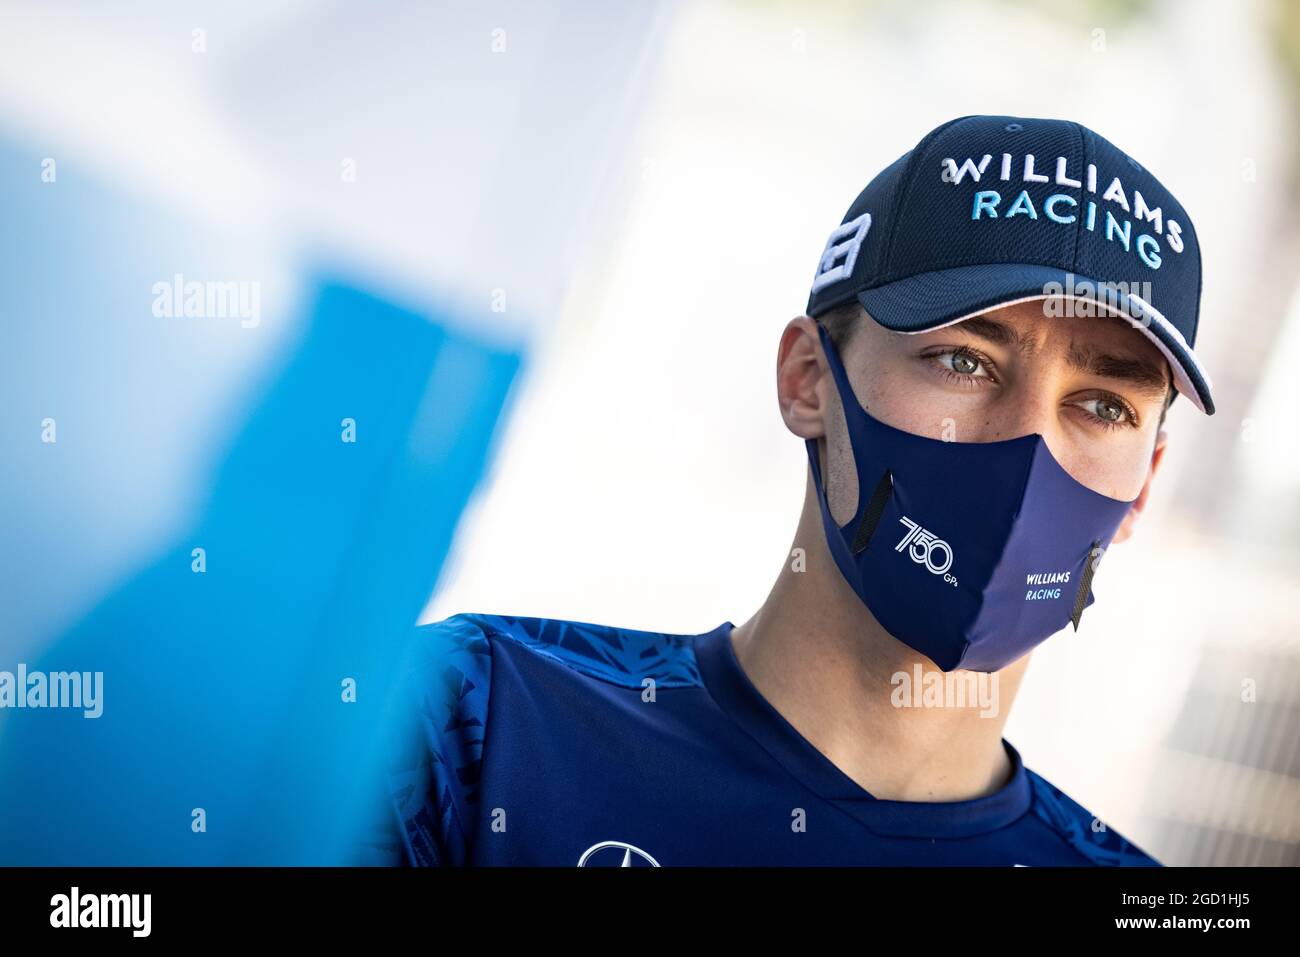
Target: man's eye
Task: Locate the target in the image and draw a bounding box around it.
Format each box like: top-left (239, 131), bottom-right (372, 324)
top-left (1078, 396), bottom-right (1135, 427)
top-left (939, 350), bottom-right (986, 377)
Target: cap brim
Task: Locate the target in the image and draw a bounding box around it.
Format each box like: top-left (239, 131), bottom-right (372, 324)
top-left (856, 264), bottom-right (1215, 415)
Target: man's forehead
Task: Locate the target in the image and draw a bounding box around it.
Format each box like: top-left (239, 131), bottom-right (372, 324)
top-left (961, 301), bottom-right (1166, 359)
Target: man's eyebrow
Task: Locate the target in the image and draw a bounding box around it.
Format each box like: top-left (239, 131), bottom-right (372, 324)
top-left (954, 316), bottom-right (1027, 351)
top-left (1064, 342), bottom-right (1170, 401)
top-left (951, 314), bottom-right (1170, 401)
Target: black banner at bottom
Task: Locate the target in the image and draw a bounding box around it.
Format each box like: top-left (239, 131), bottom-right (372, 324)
top-left (0, 865), bottom-right (1283, 942)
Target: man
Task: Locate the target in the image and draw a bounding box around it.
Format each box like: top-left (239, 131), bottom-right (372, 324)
top-left (383, 115), bottom-right (1214, 866)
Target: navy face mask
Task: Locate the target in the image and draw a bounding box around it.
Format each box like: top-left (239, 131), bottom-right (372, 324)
top-left (807, 323), bottom-right (1138, 673)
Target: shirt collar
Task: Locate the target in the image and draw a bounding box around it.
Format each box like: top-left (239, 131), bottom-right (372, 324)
top-left (694, 621), bottom-right (1033, 838)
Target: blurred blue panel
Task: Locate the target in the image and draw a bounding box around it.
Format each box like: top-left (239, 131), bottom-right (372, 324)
top-left (0, 277), bottom-right (522, 864)
top-left (0, 132), bottom-right (300, 658)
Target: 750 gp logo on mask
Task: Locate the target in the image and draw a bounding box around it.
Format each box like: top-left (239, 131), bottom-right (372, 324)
top-left (896, 516), bottom-right (956, 585)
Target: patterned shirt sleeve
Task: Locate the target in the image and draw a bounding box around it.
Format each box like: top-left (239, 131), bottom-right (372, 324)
top-left (384, 615), bottom-right (494, 867)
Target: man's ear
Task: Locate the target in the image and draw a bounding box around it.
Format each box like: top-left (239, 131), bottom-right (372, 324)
top-left (1111, 427), bottom-right (1168, 545)
top-left (777, 316), bottom-right (831, 440)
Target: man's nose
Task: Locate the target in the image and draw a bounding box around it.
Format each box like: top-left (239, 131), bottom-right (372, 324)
top-left (961, 388), bottom-right (1057, 445)
top-left (961, 384), bottom-right (1102, 491)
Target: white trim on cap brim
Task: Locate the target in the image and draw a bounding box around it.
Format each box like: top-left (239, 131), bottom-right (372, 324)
top-left (884, 291), bottom-right (1213, 415)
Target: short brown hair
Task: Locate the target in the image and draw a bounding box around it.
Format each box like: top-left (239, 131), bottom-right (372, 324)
top-left (815, 301), bottom-right (863, 355)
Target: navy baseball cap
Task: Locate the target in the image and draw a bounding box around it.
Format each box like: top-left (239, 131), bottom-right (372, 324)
top-left (806, 115), bottom-right (1214, 415)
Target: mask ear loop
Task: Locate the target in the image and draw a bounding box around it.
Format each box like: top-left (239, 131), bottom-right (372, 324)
top-left (812, 322), bottom-right (894, 553)
top-left (813, 322), bottom-right (877, 480)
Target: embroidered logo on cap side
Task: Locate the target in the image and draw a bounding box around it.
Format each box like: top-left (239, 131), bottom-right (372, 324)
top-left (811, 212), bottom-right (872, 292)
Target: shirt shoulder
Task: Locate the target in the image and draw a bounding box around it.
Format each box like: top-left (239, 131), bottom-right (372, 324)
top-left (385, 612), bottom-right (704, 866)
top-left (1023, 767), bottom-right (1162, 866)
top-left (455, 612), bottom-right (704, 688)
